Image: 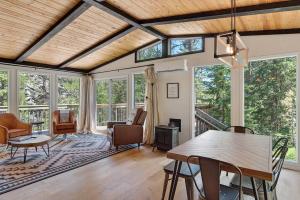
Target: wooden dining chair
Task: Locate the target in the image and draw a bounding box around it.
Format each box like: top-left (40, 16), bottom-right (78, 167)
top-left (230, 137), bottom-right (288, 199)
top-left (161, 161), bottom-right (200, 200)
top-left (187, 155), bottom-right (243, 200)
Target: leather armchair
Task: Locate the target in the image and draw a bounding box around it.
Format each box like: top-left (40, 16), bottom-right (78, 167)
top-left (107, 108), bottom-right (147, 149)
top-left (0, 113), bottom-right (32, 144)
top-left (52, 110), bottom-right (77, 135)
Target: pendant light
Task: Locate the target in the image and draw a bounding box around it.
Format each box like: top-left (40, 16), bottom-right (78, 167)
top-left (214, 0), bottom-right (248, 68)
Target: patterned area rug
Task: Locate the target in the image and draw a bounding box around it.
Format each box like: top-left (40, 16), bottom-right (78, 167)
top-left (0, 134), bottom-right (136, 194)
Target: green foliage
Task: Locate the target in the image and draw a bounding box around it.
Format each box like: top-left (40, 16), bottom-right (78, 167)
top-left (170, 38), bottom-right (203, 55)
top-left (245, 57), bottom-right (296, 159)
top-left (137, 42), bottom-right (162, 61)
top-left (0, 71), bottom-right (8, 107)
top-left (134, 74), bottom-right (145, 105)
top-left (19, 72), bottom-right (50, 105)
top-left (194, 65), bottom-right (231, 125)
top-left (58, 77), bottom-right (80, 105)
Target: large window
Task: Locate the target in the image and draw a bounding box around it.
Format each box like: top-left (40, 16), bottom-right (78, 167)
top-left (0, 70), bottom-right (8, 113)
top-left (133, 73), bottom-right (145, 109)
top-left (136, 42), bottom-right (162, 61)
top-left (57, 76), bottom-right (80, 117)
top-left (245, 56), bottom-right (297, 161)
top-left (194, 65), bottom-right (231, 126)
top-left (169, 37), bottom-right (204, 56)
top-left (18, 71), bottom-right (50, 132)
top-left (96, 78), bottom-right (128, 127)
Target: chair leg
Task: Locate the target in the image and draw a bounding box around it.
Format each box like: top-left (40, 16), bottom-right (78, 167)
top-left (226, 172), bottom-right (229, 176)
top-left (63, 134), bottom-right (67, 140)
top-left (138, 143), bottom-right (140, 150)
top-left (161, 173), bottom-right (169, 200)
top-left (185, 177), bottom-right (194, 200)
top-left (116, 146), bottom-right (118, 151)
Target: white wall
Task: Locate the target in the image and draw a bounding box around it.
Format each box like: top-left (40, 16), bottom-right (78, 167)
top-left (92, 34), bottom-right (300, 144)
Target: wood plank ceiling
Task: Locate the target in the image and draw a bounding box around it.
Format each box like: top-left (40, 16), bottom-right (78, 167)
top-left (0, 0), bottom-right (299, 73)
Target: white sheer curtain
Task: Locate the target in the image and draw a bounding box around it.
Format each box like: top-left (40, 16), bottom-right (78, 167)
top-left (144, 67), bottom-right (159, 144)
top-left (78, 75), bottom-right (96, 133)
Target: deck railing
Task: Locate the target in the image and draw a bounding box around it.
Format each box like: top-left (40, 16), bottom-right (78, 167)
top-left (18, 104), bottom-right (79, 132)
top-left (96, 103), bottom-right (127, 126)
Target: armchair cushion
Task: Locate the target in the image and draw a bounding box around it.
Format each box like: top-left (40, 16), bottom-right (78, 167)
top-left (56, 123), bottom-right (75, 130)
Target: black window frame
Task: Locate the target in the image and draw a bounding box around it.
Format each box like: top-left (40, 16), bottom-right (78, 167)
top-left (135, 35), bottom-right (205, 63)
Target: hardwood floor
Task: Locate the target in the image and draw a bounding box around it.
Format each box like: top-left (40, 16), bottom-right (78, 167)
top-left (0, 146), bottom-right (299, 200)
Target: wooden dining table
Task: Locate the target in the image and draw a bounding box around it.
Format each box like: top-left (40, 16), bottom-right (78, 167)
top-left (166, 130), bottom-right (273, 200)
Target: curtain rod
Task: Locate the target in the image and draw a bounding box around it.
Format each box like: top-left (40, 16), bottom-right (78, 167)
top-left (89, 64), bottom-right (154, 75)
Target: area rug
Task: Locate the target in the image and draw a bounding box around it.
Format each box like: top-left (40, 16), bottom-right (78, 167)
top-left (0, 134), bottom-right (137, 194)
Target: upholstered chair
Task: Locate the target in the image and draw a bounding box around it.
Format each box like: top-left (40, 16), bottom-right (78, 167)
top-left (107, 108), bottom-right (147, 150)
top-left (52, 110), bottom-right (77, 138)
top-left (0, 113), bottom-right (32, 144)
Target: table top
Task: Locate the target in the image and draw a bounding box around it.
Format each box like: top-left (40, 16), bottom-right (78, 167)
top-left (167, 130), bottom-right (273, 181)
top-left (9, 135), bottom-right (51, 147)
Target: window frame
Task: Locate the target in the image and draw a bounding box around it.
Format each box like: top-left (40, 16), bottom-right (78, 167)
top-left (168, 36), bottom-right (205, 57)
top-left (135, 41), bottom-right (163, 62)
top-left (135, 35), bottom-right (206, 63)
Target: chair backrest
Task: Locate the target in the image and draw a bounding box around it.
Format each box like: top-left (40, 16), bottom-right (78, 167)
top-left (53, 110), bottom-right (75, 123)
top-left (272, 137), bottom-right (288, 151)
top-left (132, 108), bottom-right (144, 125)
top-left (0, 113), bottom-right (18, 129)
top-left (270, 145), bottom-right (288, 191)
top-left (136, 111), bottom-right (147, 126)
top-left (187, 155), bottom-right (243, 200)
top-left (224, 126), bottom-right (255, 134)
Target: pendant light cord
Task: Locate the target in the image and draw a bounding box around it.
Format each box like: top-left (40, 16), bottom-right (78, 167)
top-left (231, 0), bottom-right (237, 31)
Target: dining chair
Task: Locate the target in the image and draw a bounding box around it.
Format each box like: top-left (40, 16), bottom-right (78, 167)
top-left (224, 126), bottom-right (255, 134)
top-left (230, 137), bottom-right (288, 199)
top-left (161, 161), bottom-right (200, 200)
top-left (187, 155), bottom-right (243, 200)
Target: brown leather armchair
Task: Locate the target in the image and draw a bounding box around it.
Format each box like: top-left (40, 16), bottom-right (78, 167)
top-left (53, 110), bottom-right (77, 137)
top-left (107, 108), bottom-right (147, 150)
top-left (0, 113), bottom-right (32, 144)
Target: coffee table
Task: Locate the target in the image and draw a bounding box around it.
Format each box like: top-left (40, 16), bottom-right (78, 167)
top-left (9, 135), bottom-right (51, 163)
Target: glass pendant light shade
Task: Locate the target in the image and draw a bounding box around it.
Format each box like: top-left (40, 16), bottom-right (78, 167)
top-left (214, 30), bottom-right (248, 68)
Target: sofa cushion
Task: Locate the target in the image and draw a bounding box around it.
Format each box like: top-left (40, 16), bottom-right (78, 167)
top-left (56, 123), bottom-right (75, 130)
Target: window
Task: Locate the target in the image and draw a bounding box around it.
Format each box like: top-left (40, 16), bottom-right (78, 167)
top-left (169, 37), bottom-right (204, 56)
top-left (0, 70), bottom-right (8, 113)
top-left (96, 78), bottom-right (128, 127)
top-left (57, 76), bottom-right (80, 118)
top-left (18, 71), bottom-right (50, 132)
top-left (194, 65), bottom-right (231, 126)
top-left (96, 80), bottom-right (110, 127)
top-left (133, 74), bottom-right (145, 109)
top-left (136, 42), bottom-right (162, 61)
top-left (245, 56), bottom-right (297, 161)
top-left (111, 79), bottom-right (127, 122)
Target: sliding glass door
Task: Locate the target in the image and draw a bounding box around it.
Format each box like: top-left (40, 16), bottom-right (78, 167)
top-left (133, 73), bottom-right (146, 109)
top-left (96, 78), bottom-right (128, 128)
top-left (245, 56), bottom-right (297, 161)
top-left (18, 71), bottom-right (50, 132)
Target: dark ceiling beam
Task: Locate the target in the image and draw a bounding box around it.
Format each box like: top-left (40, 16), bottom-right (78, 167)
top-left (0, 58), bottom-right (88, 74)
top-left (83, 0), bottom-right (166, 39)
top-left (15, 1), bottom-right (91, 63)
top-left (88, 39), bottom-right (160, 73)
top-left (141, 0), bottom-right (300, 26)
top-left (59, 26), bottom-right (137, 68)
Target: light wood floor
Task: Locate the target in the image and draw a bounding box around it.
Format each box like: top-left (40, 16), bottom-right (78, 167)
top-left (0, 146), bottom-right (299, 200)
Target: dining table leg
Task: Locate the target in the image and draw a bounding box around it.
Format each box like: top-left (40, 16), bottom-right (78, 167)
top-left (168, 161), bottom-right (182, 200)
top-left (250, 177), bottom-right (259, 200)
top-left (262, 180), bottom-right (268, 200)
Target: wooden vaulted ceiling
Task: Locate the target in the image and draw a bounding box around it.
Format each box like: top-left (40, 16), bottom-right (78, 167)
top-left (0, 0), bottom-right (300, 73)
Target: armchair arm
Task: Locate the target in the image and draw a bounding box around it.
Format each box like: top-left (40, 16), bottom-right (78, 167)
top-left (113, 124), bottom-right (143, 145)
top-left (0, 125), bottom-right (9, 144)
top-left (15, 120), bottom-right (32, 135)
top-left (107, 121), bottom-right (126, 128)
